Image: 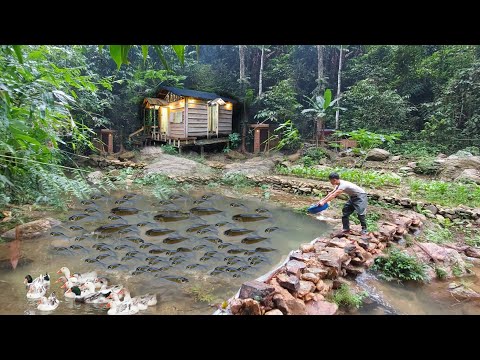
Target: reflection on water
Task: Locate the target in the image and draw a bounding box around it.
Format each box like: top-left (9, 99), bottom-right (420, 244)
top-left (0, 189), bottom-right (330, 315)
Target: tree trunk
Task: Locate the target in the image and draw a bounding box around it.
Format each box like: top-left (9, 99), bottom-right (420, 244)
top-left (317, 45), bottom-right (325, 93)
top-left (239, 45), bottom-right (246, 83)
top-left (258, 45), bottom-right (264, 97)
top-left (335, 45), bottom-right (343, 130)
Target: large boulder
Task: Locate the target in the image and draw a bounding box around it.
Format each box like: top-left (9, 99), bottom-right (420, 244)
top-left (455, 169), bottom-right (480, 185)
top-left (438, 156), bottom-right (480, 181)
top-left (305, 300), bottom-right (338, 315)
top-left (1, 218), bottom-right (61, 241)
top-left (118, 151), bottom-right (135, 161)
top-left (87, 170), bottom-right (105, 184)
top-left (365, 148), bottom-right (390, 161)
top-left (224, 157), bottom-right (275, 176)
top-left (144, 154), bottom-right (213, 177)
top-left (239, 281), bottom-right (275, 304)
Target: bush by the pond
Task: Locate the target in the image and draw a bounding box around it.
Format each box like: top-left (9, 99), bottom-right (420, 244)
top-left (331, 284), bottom-right (368, 309)
top-left (408, 179), bottom-right (480, 208)
top-left (351, 211), bottom-right (381, 232)
top-left (372, 248), bottom-right (427, 282)
top-left (161, 144), bottom-right (178, 155)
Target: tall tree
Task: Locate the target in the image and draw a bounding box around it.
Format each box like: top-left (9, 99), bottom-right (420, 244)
top-left (335, 45), bottom-right (344, 129)
top-left (317, 45), bottom-right (325, 93)
top-left (258, 45), bottom-right (265, 97)
top-left (239, 45), bottom-right (248, 152)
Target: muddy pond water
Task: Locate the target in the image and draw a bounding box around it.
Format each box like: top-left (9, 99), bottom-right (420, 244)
top-left (0, 189), bottom-right (331, 315)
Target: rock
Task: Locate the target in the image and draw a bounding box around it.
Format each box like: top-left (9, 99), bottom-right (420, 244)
top-left (108, 169), bottom-right (121, 177)
top-left (407, 162), bottom-right (417, 168)
top-left (298, 280), bottom-right (316, 297)
top-left (224, 158), bottom-right (275, 176)
top-left (305, 299), bottom-right (338, 315)
top-left (300, 244), bottom-right (314, 253)
top-left (436, 214), bottom-right (445, 222)
top-left (265, 309), bottom-right (283, 315)
top-left (286, 260), bottom-right (307, 277)
top-left (225, 150), bottom-right (247, 160)
top-left (455, 169), bottom-right (480, 185)
top-left (398, 166), bottom-right (413, 173)
top-left (230, 298), bottom-right (244, 315)
top-left (239, 281), bottom-right (275, 303)
top-left (328, 238), bottom-right (348, 248)
top-left (438, 156), bottom-right (480, 181)
top-left (276, 273), bottom-right (300, 292)
top-left (301, 272), bottom-right (320, 284)
top-left (205, 161), bottom-right (226, 169)
top-left (318, 247), bottom-right (349, 271)
top-left (315, 279), bottom-right (333, 295)
top-left (365, 148), bottom-right (390, 161)
top-left (273, 294), bottom-right (307, 315)
top-left (449, 285), bottom-right (480, 300)
top-left (424, 205), bottom-right (438, 215)
top-left (377, 223), bottom-right (397, 239)
top-left (448, 150), bottom-right (474, 158)
top-left (1, 218), bottom-right (61, 241)
top-left (0, 257), bottom-right (33, 270)
top-left (87, 170), bottom-right (105, 184)
top-left (390, 155), bottom-right (401, 161)
top-left (287, 151), bottom-right (302, 162)
top-left (304, 267), bottom-right (329, 279)
top-left (236, 298), bottom-right (262, 315)
top-left (465, 247), bottom-right (480, 258)
top-left (144, 154), bottom-right (213, 177)
top-left (118, 151), bottom-right (135, 161)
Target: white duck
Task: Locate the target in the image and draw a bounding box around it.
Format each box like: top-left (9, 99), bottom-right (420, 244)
top-left (56, 267), bottom-right (97, 284)
top-left (37, 292), bottom-right (59, 311)
top-left (123, 289), bottom-right (157, 310)
top-left (77, 282), bottom-right (112, 304)
top-left (105, 299), bottom-right (139, 315)
top-left (26, 283), bottom-right (47, 299)
top-left (24, 273), bottom-right (50, 290)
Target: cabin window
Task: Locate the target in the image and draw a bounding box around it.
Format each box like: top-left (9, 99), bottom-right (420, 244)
top-left (171, 110), bottom-right (184, 124)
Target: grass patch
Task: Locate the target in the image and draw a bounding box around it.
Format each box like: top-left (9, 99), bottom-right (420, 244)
top-left (331, 284), bottom-right (368, 309)
top-left (187, 284), bottom-right (216, 304)
top-left (351, 211), bottom-right (381, 232)
top-left (372, 248), bottom-right (427, 283)
top-left (220, 173), bottom-right (256, 189)
top-left (435, 266), bottom-right (447, 280)
top-left (423, 226), bottom-right (453, 244)
top-left (408, 179), bottom-right (480, 208)
top-left (276, 165), bottom-right (401, 189)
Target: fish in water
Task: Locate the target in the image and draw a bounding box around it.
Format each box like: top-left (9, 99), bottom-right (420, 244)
top-left (69, 244), bottom-right (86, 251)
top-left (248, 255), bottom-right (267, 266)
top-left (74, 236), bottom-right (88, 242)
top-left (197, 228), bottom-right (217, 235)
top-left (96, 253), bottom-right (114, 261)
top-left (217, 243), bottom-right (233, 249)
top-left (163, 235), bottom-right (188, 244)
top-left (123, 193), bottom-right (136, 199)
top-left (121, 255), bottom-right (136, 262)
top-left (139, 243), bottom-right (156, 249)
top-left (137, 222), bottom-right (153, 227)
top-left (158, 275), bottom-right (189, 283)
top-left (148, 247), bottom-right (169, 254)
top-left (165, 250), bottom-right (178, 256)
top-left (190, 207), bottom-right (222, 216)
top-left (255, 208), bottom-right (270, 214)
top-left (224, 228), bottom-right (254, 236)
top-left (92, 243), bottom-right (112, 251)
top-left (227, 248), bottom-right (249, 255)
top-left (193, 199), bottom-right (205, 204)
top-left (107, 263), bottom-right (128, 270)
top-left (146, 256), bottom-right (169, 265)
top-left (94, 224), bottom-right (130, 234)
top-left (176, 247), bottom-right (192, 253)
top-left (114, 199), bottom-right (131, 205)
top-left (186, 224), bottom-right (210, 233)
top-left (124, 236), bottom-right (144, 244)
top-left (215, 222), bottom-right (231, 227)
top-left (230, 202), bottom-right (244, 208)
top-left (146, 228), bottom-right (175, 236)
top-left (84, 207), bottom-right (99, 214)
top-left (155, 200), bottom-right (174, 206)
top-left (243, 250), bottom-right (256, 256)
top-left (265, 226), bottom-right (280, 233)
top-left (154, 212), bottom-right (190, 222)
top-left (90, 194), bottom-right (104, 200)
top-left (111, 207), bottom-right (140, 216)
top-left (84, 258), bottom-right (99, 263)
top-left (81, 200), bottom-right (95, 205)
top-left (69, 225), bottom-right (84, 231)
top-left (69, 214), bottom-right (90, 221)
top-left (108, 215), bottom-right (123, 221)
top-left (202, 194), bottom-right (213, 200)
top-left (192, 244), bottom-right (208, 251)
top-left (118, 227), bottom-right (138, 235)
top-left (237, 265), bottom-right (251, 272)
top-left (232, 214), bottom-right (269, 222)
top-left (186, 263), bottom-right (206, 270)
top-left (241, 235), bottom-right (268, 244)
top-left (114, 244), bottom-right (135, 251)
top-left (50, 231), bottom-right (65, 237)
top-left (135, 265), bottom-right (150, 273)
top-left (203, 236), bottom-right (223, 244)
top-left (254, 247), bottom-right (276, 253)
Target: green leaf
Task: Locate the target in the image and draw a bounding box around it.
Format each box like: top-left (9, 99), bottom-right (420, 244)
top-left (152, 45), bottom-right (170, 70)
top-left (0, 174), bottom-right (14, 187)
top-left (121, 45), bottom-right (131, 65)
top-left (142, 45), bottom-right (149, 63)
top-left (109, 45), bottom-right (122, 69)
top-left (12, 45), bottom-right (23, 64)
top-left (324, 89), bottom-right (332, 109)
top-left (196, 45), bottom-right (200, 60)
top-left (172, 45), bottom-right (185, 65)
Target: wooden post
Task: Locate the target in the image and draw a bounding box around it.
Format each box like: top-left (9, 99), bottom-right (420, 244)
top-left (108, 132), bottom-right (113, 154)
top-left (200, 145), bottom-right (204, 157)
top-left (253, 127), bottom-right (260, 154)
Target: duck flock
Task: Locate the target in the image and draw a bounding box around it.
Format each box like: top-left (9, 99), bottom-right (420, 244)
top-left (24, 267), bottom-right (157, 315)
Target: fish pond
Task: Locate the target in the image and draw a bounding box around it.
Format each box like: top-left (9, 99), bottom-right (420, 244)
top-left (0, 189), bottom-right (330, 314)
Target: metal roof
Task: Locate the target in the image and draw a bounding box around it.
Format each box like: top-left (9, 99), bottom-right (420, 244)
top-left (158, 86), bottom-right (237, 103)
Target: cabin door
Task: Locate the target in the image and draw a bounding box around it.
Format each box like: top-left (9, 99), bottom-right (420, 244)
top-left (160, 107), bottom-right (168, 134)
top-left (207, 103), bottom-right (219, 137)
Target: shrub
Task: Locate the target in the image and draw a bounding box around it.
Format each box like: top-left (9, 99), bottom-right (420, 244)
top-left (161, 144), bottom-right (178, 155)
top-left (372, 248), bottom-right (427, 282)
top-left (331, 284), bottom-right (368, 309)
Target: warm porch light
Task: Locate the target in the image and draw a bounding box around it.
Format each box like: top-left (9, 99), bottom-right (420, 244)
top-left (225, 102), bottom-right (232, 110)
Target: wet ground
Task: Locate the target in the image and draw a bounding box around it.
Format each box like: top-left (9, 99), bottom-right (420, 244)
top-left (0, 189), bottom-right (330, 315)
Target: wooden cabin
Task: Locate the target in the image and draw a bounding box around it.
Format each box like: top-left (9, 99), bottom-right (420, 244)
top-left (130, 86), bottom-right (235, 153)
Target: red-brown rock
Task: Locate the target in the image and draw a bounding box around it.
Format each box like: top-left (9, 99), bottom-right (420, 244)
top-left (305, 300), bottom-right (338, 315)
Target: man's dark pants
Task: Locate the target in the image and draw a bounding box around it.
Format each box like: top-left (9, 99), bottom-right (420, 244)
top-left (342, 193), bottom-right (368, 231)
